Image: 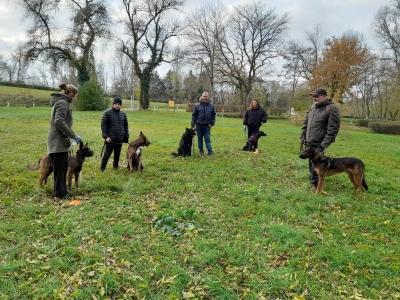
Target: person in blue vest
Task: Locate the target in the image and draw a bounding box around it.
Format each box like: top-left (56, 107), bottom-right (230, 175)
top-left (191, 91), bottom-right (216, 155)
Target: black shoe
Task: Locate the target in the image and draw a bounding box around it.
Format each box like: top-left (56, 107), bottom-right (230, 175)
top-left (207, 152), bottom-right (214, 156)
top-left (54, 193), bottom-right (73, 201)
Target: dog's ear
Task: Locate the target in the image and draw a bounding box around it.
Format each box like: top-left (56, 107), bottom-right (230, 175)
top-left (139, 131), bottom-right (144, 136)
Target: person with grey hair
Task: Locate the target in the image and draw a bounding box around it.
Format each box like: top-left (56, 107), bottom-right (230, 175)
top-left (191, 91), bottom-right (216, 155)
top-left (48, 83), bottom-right (82, 200)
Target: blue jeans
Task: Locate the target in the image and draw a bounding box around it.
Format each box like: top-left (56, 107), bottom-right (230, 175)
top-left (196, 125), bottom-right (213, 154)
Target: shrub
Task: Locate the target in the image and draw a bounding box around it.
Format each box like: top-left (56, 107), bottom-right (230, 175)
top-left (354, 119), bottom-right (370, 127)
top-left (75, 80), bottom-right (108, 111)
top-left (368, 121), bottom-right (400, 135)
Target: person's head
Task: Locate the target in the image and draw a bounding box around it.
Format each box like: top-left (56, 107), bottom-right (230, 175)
top-left (59, 83), bottom-right (78, 101)
top-left (200, 91), bottom-right (209, 103)
top-left (112, 96), bottom-right (122, 111)
top-left (310, 88), bottom-right (327, 103)
top-left (250, 99), bottom-right (259, 109)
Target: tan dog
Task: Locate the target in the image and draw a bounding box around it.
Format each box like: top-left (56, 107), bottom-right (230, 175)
top-left (127, 131), bottom-right (150, 172)
top-left (37, 142), bottom-right (94, 189)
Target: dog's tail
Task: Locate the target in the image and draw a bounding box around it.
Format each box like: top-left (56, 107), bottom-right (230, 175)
top-left (362, 176), bottom-right (368, 190)
top-left (26, 158), bottom-right (41, 171)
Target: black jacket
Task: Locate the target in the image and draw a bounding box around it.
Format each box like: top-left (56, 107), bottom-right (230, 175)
top-left (243, 107), bottom-right (268, 128)
top-left (191, 101), bottom-right (216, 127)
top-left (300, 99), bottom-right (340, 149)
top-left (101, 108), bottom-right (129, 143)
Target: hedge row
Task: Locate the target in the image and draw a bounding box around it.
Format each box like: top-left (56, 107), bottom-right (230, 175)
top-left (368, 122), bottom-right (400, 135)
top-left (0, 81), bottom-right (58, 91)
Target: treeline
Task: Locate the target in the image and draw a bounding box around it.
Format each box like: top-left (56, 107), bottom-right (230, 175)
top-left (0, 0), bottom-right (399, 119)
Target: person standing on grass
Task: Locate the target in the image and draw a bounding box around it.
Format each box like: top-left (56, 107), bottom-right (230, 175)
top-left (243, 99), bottom-right (268, 154)
top-left (100, 96), bottom-right (129, 171)
top-left (300, 88), bottom-right (341, 191)
top-left (191, 91), bottom-right (216, 155)
top-left (48, 83), bottom-right (82, 200)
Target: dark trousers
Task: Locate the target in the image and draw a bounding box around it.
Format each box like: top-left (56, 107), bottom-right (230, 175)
top-left (49, 152), bottom-right (69, 197)
top-left (247, 126), bottom-right (260, 149)
top-left (196, 125), bottom-right (213, 154)
top-left (308, 159), bottom-right (319, 186)
top-left (100, 142), bottom-right (122, 170)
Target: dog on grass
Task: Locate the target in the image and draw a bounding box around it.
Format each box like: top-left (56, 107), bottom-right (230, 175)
top-left (172, 128), bottom-right (196, 157)
top-left (299, 147), bottom-right (368, 194)
top-left (242, 131), bottom-right (267, 152)
top-left (127, 131), bottom-right (150, 172)
top-left (35, 142), bottom-right (94, 189)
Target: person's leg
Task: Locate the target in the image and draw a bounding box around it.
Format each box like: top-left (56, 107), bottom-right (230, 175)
top-left (100, 143), bottom-right (114, 171)
top-left (49, 152), bottom-right (69, 197)
top-left (113, 143), bottom-right (122, 169)
top-left (196, 126), bottom-right (205, 154)
top-left (248, 126), bottom-right (260, 149)
top-left (204, 126), bottom-right (213, 154)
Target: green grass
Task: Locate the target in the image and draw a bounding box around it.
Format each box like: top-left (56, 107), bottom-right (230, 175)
top-left (0, 107), bottom-right (399, 299)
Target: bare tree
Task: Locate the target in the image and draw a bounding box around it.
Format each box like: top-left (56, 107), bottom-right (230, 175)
top-left (120, 0), bottom-right (183, 109)
top-left (0, 45), bottom-right (29, 82)
top-left (185, 1), bottom-right (225, 101)
top-left (214, 2), bottom-right (288, 111)
top-left (20, 0), bottom-right (110, 84)
top-left (375, 0), bottom-right (400, 78)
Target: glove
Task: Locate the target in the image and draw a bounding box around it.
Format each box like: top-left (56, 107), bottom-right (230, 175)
top-left (74, 136), bottom-right (82, 145)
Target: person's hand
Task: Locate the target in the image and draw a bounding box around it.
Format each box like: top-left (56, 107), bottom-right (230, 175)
top-left (74, 136), bottom-right (82, 144)
top-left (315, 145), bottom-right (325, 153)
top-left (105, 137), bottom-right (111, 143)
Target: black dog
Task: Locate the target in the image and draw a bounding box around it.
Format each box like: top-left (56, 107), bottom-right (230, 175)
top-left (299, 147), bottom-right (368, 194)
top-left (242, 131), bottom-right (267, 151)
top-left (172, 128), bottom-right (196, 157)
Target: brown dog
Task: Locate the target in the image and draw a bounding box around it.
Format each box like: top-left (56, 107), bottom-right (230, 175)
top-left (127, 131), bottom-right (150, 172)
top-left (299, 147), bottom-right (368, 194)
top-left (38, 142), bottom-right (94, 189)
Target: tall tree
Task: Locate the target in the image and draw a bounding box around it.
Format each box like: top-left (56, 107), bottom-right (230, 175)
top-left (120, 0), bottom-right (183, 109)
top-left (375, 0), bottom-right (400, 78)
top-left (215, 2), bottom-right (288, 111)
top-left (312, 33), bottom-right (372, 103)
top-left (185, 1), bottom-right (224, 100)
top-left (20, 0), bottom-right (110, 84)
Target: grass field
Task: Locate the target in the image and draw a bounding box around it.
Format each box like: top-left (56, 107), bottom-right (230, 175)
top-left (0, 107), bottom-right (399, 299)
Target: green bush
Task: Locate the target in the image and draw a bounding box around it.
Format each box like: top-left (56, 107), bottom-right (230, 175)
top-left (368, 121), bottom-right (400, 135)
top-left (354, 119), bottom-right (370, 127)
top-left (75, 80), bottom-right (108, 111)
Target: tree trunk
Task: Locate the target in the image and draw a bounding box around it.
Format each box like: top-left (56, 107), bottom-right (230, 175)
top-left (140, 74), bottom-right (151, 109)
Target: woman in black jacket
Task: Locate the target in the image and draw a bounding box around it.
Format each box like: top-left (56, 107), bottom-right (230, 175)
top-left (243, 99), bottom-right (268, 153)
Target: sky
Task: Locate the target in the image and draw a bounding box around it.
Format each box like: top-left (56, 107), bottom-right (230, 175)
top-left (0, 0), bottom-right (391, 83)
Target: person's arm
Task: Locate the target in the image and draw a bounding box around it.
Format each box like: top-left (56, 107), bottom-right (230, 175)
top-left (261, 109), bottom-right (268, 123)
top-left (53, 100), bottom-right (76, 139)
top-left (124, 113), bottom-right (129, 143)
top-left (101, 111), bottom-right (109, 140)
top-left (191, 105), bottom-right (198, 128)
top-left (243, 110), bottom-right (248, 125)
top-left (211, 105), bottom-right (216, 126)
top-left (300, 110), bottom-right (309, 142)
top-left (320, 106), bottom-right (341, 149)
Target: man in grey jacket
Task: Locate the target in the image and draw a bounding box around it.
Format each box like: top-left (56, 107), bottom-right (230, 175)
top-left (48, 83), bottom-right (82, 199)
top-left (300, 88), bottom-right (341, 191)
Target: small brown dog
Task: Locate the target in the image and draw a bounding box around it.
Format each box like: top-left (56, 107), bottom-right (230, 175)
top-left (127, 131), bottom-right (150, 172)
top-left (37, 142), bottom-right (94, 189)
top-left (299, 147), bottom-right (368, 194)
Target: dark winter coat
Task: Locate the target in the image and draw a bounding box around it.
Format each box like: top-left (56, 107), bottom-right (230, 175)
top-left (243, 106), bottom-right (268, 128)
top-left (191, 101), bottom-right (216, 127)
top-left (47, 93), bottom-right (77, 154)
top-left (301, 99), bottom-right (341, 149)
top-left (101, 108), bottom-right (129, 143)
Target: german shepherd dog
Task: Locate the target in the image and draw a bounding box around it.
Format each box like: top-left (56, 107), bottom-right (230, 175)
top-left (172, 128), bottom-right (196, 157)
top-left (127, 131), bottom-right (150, 172)
top-left (37, 142), bottom-right (94, 189)
top-left (242, 131), bottom-right (267, 151)
top-left (299, 147), bottom-right (368, 194)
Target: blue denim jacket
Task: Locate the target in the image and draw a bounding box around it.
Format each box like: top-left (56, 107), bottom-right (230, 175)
top-left (191, 102), bottom-right (216, 127)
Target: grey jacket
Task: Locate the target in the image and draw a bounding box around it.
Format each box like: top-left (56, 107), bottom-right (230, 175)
top-left (301, 99), bottom-right (340, 149)
top-left (47, 93), bottom-right (77, 154)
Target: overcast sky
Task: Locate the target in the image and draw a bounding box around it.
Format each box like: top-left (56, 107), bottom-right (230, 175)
top-left (0, 0), bottom-right (391, 80)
